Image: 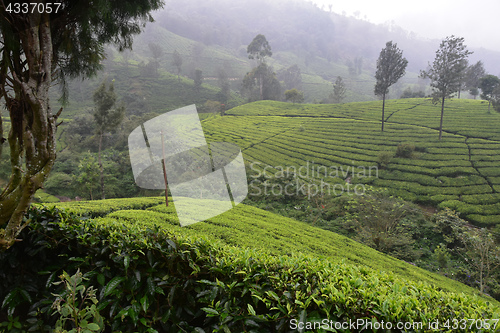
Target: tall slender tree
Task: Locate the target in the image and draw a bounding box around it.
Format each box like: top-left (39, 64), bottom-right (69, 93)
top-left (148, 42), bottom-right (164, 76)
top-left (420, 36), bottom-right (472, 140)
top-left (331, 76), bottom-right (347, 103)
top-left (0, 0), bottom-right (163, 250)
top-left (374, 41), bottom-right (408, 131)
top-left (247, 34), bottom-right (273, 100)
top-left (172, 50), bottom-right (183, 81)
top-left (93, 80), bottom-right (125, 200)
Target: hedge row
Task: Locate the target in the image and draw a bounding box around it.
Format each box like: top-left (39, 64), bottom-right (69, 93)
top-left (3, 206), bottom-right (498, 332)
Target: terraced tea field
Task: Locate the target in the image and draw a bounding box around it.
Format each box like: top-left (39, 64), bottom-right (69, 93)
top-left (51, 197), bottom-right (496, 303)
top-left (201, 98), bottom-right (500, 228)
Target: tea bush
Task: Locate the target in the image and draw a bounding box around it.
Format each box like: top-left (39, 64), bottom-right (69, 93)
top-left (1, 205), bottom-right (498, 332)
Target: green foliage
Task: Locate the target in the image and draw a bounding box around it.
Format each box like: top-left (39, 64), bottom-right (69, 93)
top-left (76, 155), bottom-right (100, 200)
top-left (0, 205), bottom-right (498, 332)
top-left (433, 243), bottom-right (451, 269)
top-left (420, 36), bottom-right (472, 103)
top-left (459, 228), bottom-right (500, 294)
top-left (45, 173), bottom-right (75, 198)
top-left (242, 63), bottom-right (282, 102)
top-left (247, 34), bottom-right (272, 63)
top-left (93, 80), bottom-right (125, 135)
top-left (479, 75), bottom-right (500, 101)
top-left (374, 41), bottom-right (408, 97)
top-left (284, 88), bottom-right (304, 104)
top-left (395, 143), bottom-right (415, 158)
top-left (51, 270), bottom-right (104, 333)
top-left (276, 64), bottom-right (302, 91)
top-left (47, 197), bottom-right (165, 217)
top-left (34, 190), bottom-right (62, 203)
top-left (330, 76), bottom-right (347, 103)
top-left (342, 188), bottom-right (421, 261)
top-left (377, 151), bottom-right (393, 169)
top-left (420, 36), bottom-right (472, 139)
top-left (193, 68), bottom-right (203, 92)
top-left (212, 99), bottom-right (500, 227)
top-left (0, 315), bottom-right (24, 333)
top-left (171, 50), bottom-right (183, 80)
top-left (465, 61), bottom-right (486, 98)
top-left (203, 100), bottom-right (223, 114)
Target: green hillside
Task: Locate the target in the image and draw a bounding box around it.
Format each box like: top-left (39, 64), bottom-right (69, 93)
top-left (52, 197), bottom-right (496, 304)
top-left (2, 198), bottom-right (497, 331)
top-left (200, 98), bottom-right (500, 228)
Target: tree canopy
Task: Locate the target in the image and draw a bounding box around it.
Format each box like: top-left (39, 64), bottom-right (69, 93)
top-left (374, 41), bottom-right (407, 131)
top-left (420, 36), bottom-right (472, 140)
top-left (247, 34), bottom-right (272, 63)
top-left (479, 75), bottom-right (500, 113)
top-left (0, 0), bottom-right (163, 250)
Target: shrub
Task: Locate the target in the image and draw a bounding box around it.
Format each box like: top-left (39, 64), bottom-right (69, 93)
top-left (377, 151), bottom-right (392, 169)
top-left (1, 205), bottom-right (498, 332)
top-left (395, 143), bottom-right (415, 158)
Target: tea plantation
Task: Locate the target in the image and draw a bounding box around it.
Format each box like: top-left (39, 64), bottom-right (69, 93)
top-left (202, 98), bottom-right (500, 229)
top-left (2, 197), bottom-right (494, 332)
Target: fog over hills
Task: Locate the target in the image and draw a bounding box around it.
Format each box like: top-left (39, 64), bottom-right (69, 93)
top-left (153, 0), bottom-right (500, 76)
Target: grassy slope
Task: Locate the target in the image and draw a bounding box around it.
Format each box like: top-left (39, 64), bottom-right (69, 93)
top-left (51, 197), bottom-right (499, 308)
top-left (200, 98), bottom-right (500, 227)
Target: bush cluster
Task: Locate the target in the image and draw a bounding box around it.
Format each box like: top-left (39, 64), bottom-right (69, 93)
top-left (1, 206), bottom-right (498, 332)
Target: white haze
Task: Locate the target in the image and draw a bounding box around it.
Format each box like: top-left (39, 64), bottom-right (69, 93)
top-left (311, 0), bottom-right (500, 52)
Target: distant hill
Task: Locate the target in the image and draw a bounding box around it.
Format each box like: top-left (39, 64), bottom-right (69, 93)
top-left (50, 0), bottom-right (500, 113)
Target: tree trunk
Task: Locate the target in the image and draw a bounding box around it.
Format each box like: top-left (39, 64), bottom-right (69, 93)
top-left (439, 95), bottom-right (445, 141)
top-left (488, 100), bottom-right (491, 114)
top-left (381, 93), bottom-right (386, 132)
top-left (479, 261), bottom-right (484, 293)
top-left (98, 131), bottom-right (105, 200)
top-left (259, 74), bottom-right (263, 100)
top-left (0, 16), bottom-right (59, 251)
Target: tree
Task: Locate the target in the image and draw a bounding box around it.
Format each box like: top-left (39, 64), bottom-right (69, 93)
top-left (247, 34), bottom-right (272, 64)
top-left (374, 41), bottom-right (408, 131)
top-left (93, 80), bottom-right (125, 200)
top-left (149, 42), bottom-right (164, 61)
top-left (277, 64), bottom-right (302, 90)
top-left (216, 68), bottom-right (230, 103)
top-left (331, 76), bottom-right (347, 103)
top-left (479, 75), bottom-right (500, 114)
top-left (459, 228), bottom-right (500, 294)
top-left (420, 36), bottom-right (472, 140)
top-left (76, 155), bottom-right (100, 200)
top-left (492, 85), bottom-right (500, 113)
top-left (172, 50), bottom-right (183, 81)
top-left (193, 69), bottom-right (203, 93)
top-left (242, 63), bottom-right (281, 102)
top-left (465, 61), bottom-right (486, 99)
top-left (345, 188), bottom-right (419, 261)
top-left (0, 0), bottom-right (163, 250)
top-left (203, 100), bottom-right (222, 114)
top-left (148, 42), bottom-right (164, 76)
top-left (284, 89), bottom-right (304, 104)
top-left (246, 35), bottom-right (273, 100)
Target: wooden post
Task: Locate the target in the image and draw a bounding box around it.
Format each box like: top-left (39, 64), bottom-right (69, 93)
top-left (161, 130), bottom-right (168, 206)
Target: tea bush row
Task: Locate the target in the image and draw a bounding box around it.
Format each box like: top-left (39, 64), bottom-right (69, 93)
top-left (2, 205), bottom-right (498, 332)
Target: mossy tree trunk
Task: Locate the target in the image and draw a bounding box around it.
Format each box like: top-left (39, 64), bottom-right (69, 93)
top-left (0, 15), bottom-right (61, 250)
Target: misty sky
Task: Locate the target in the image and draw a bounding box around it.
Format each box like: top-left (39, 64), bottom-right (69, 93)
top-left (311, 0), bottom-right (500, 52)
